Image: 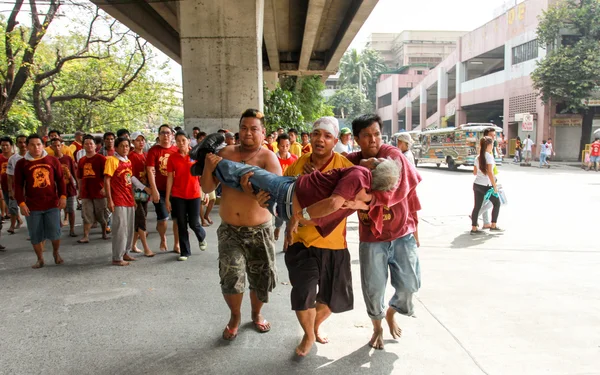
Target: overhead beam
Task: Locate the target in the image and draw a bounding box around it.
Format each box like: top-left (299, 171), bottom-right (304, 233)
top-left (148, 1), bottom-right (179, 32)
top-left (298, 0), bottom-right (327, 71)
top-left (263, 0), bottom-right (280, 71)
top-left (93, 0), bottom-right (181, 63)
top-left (325, 0), bottom-right (379, 72)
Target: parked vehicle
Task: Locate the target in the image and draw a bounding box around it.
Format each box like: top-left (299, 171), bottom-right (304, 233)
top-left (418, 123), bottom-right (503, 170)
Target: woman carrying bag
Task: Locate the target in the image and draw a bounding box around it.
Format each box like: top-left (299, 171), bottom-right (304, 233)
top-left (471, 136), bottom-right (502, 235)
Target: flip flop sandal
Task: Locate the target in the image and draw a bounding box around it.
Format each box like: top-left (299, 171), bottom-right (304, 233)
top-left (77, 239), bottom-right (90, 244)
top-left (253, 319), bottom-right (271, 333)
top-left (7, 229), bottom-right (15, 234)
top-left (222, 325), bottom-right (238, 341)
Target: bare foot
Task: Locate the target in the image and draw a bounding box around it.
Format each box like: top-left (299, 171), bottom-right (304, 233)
top-left (53, 253), bottom-right (64, 265)
top-left (102, 234), bottom-right (109, 240)
top-left (159, 242), bottom-right (168, 252)
top-left (32, 260), bottom-right (44, 269)
top-left (385, 308), bottom-right (402, 339)
top-left (130, 247), bottom-right (143, 253)
top-left (144, 250), bottom-right (156, 257)
top-left (173, 245), bottom-right (180, 254)
top-left (295, 334), bottom-right (315, 356)
top-left (205, 216), bottom-right (213, 225)
top-left (368, 327), bottom-right (384, 350)
top-left (123, 254), bottom-right (137, 261)
top-left (315, 329), bottom-right (329, 344)
top-left (112, 260), bottom-right (130, 266)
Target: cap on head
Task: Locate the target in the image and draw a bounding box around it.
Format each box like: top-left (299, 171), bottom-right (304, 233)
top-left (313, 116), bottom-right (339, 138)
top-left (339, 127), bottom-right (352, 136)
top-left (131, 131), bottom-right (145, 141)
top-left (396, 133), bottom-right (414, 146)
top-left (224, 132), bottom-right (234, 139)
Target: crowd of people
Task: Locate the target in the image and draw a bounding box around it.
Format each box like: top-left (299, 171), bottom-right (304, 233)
top-left (0, 110), bottom-right (423, 357)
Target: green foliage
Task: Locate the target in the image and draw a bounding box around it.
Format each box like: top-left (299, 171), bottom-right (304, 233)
top-left (327, 85), bottom-right (373, 123)
top-left (2, 99), bottom-right (40, 135)
top-left (263, 85), bottom-right (304, 133)
top-left (338, 48), bottom-right (386, 103)
top-left (532, 0), bottom-right (600, 157)
top-left (295, 76), bottom-right (334, 122)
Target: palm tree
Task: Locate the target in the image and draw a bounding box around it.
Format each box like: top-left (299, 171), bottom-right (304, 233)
top-left (339, 49), bottom-right (372, 93)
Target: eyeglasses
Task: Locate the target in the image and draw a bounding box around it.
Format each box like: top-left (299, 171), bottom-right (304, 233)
top-left (159, 131), bottom-right (172, 136)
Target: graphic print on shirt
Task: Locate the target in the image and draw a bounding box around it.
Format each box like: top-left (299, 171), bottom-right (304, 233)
top-left (1, 161), bottom-right (7, 175)
top-left (32, 166), bottom-right (51, 188)
top-left (358, 205), bottom-right (393, 224)
top-left (158, 154), bottom-right (171, 176)
top-left (61, 164), bottom-right (71, 185)
top-left (83, 163), bottom-right (95, 177)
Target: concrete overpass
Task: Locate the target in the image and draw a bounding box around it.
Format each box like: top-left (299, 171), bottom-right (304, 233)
top-left (92, 0), bottom-right (379, 131)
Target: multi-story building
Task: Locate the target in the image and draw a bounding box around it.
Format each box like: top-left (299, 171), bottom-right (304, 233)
top-left (391, 31), bottom-right (467, 69)
top-left (365, 33), bottom-right (399, 68)
top-left (376, 0), bottom-right (600, 161)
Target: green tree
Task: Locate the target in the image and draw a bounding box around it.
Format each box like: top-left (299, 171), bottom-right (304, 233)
top-left (361, 48), bottom-right (387, 103)
top-left (339, 49), bottom-right (370, 92)
top-left (532, 0), bottom-right (600, 159)
top-left (327, 86), bottom-right (373, 122)
top-left (294, 75), bottom-right (334, 122)
top-left (263, 85), bottom-right (304, 133)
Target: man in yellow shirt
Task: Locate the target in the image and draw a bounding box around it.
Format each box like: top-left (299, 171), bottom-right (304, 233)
top-left (45, 130), bottom-right (75, 160)
top-left (283, 116), bottom-right (354, 357)
top-left (288, 128), bottom-right (303, 157)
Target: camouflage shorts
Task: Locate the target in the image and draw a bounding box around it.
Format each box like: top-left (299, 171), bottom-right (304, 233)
top-left (217, 221), bottom-right (277, 303)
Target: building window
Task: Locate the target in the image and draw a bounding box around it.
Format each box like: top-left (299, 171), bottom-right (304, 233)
top-left (512, 39), bottom-right (538, 65)
top-left (377, 93), bottom-right (392, 108)
top-left (399, 87), bottom-right (411, 98)
top-left (417, 71), bottom-right (423, 75)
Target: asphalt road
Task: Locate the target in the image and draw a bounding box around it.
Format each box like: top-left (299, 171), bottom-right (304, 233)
top-left (0, 162), bottom-right (599, 375)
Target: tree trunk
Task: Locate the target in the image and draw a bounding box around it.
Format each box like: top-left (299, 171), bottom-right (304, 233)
top-left (579, 108), bottom-right (595, 161)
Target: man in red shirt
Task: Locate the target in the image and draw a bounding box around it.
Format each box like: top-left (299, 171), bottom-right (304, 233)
top-left (14, 134), bottom-right (67, 269)
top-left (77, 135), bottom-right (108, 243)
top-left (50, 137), bottom-right (78, 238)
top-left (105, 137), bottom-right (137, 266)
top-left (0, 136), bottom-right (14, 224)
top-left (129, 131), bottom-right (154, 257)
top-left (587, 138), bottom-right (600, 171)
top-left (146, 124), bottom-right (180, 253)
top-left (345, 114), bottom-right (422, 350)
top-left (272, 133), bottom-right (298, 249)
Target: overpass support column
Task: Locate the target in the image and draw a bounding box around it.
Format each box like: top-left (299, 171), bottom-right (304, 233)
top-left (420, 85), bottom-right (427, 130)
top-left (179, 0), bottom-right (264, 133)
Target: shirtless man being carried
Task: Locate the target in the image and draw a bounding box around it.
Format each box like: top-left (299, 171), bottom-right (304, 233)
top-left (200, 108), bottom-right (282, 340)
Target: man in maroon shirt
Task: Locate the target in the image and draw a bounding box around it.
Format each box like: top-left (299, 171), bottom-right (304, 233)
top-left (345, 114), bottom-right (422, 350)
top-left (14, 134), bottom-right (67, 269)
top-left (146, 124), bottom-right (180, 252)
top-left (50, 137), bottom-right (78, 238)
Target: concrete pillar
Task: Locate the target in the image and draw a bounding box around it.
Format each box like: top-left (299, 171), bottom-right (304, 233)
top-left (264, 71), bottom-right (279, 91)
top-left (420, 85), bottom-right (427, 130)
top-left (391, 75), bottom-right (399, 134)
top-left (455, 61), bottom-right (466, 126)
top-left (437, 67), bottom-right (448, 119)
top-left (180, 0), bottom-right (264, 134)
top-left (405, 95), bottom-right (412, 131)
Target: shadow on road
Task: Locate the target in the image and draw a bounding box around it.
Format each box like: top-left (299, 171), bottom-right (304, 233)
top-left (450, 232), bottom-right (496, 249)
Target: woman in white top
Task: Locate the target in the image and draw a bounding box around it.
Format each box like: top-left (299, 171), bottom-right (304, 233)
top-left (470, 136), bottom-right (501, 234)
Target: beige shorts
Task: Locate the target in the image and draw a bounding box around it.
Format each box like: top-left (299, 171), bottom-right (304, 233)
top-left (206, 191), bottom-right (216, 201)
top-left (82, 198), bottom-right (107, 226)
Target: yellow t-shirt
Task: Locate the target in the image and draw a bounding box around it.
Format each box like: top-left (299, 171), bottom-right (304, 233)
top-left (285, 152), bottom-right (354, 250)
top-left (271, 141), bottom-right (279, 153)
top-left (45, 145), bottom-right (75, 160)
top-left (290, 141), bottom-right (302, 157)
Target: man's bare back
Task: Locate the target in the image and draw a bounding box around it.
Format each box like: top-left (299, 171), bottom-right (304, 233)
top-left (217, 145), bottom-right (281, 227)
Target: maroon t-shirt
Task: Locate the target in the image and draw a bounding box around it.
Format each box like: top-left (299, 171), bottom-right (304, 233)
top-left (295, 166), bottom-right (371, 237)
top-left (77, 154), bottom-right (106, 200)
top-left (346, 144), bottom-right (422, 242)
top-left (14, 155), bottom-right (66, 211)
top-left (146, 144), bottom-right (178, 191)
top-left (128, 150), bottom-right (148, 185)
top-left (58, 155), bottom-right (77, 197)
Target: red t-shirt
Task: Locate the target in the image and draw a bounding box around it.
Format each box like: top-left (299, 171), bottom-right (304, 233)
top-left (77, 154), bottom-right (107, 200)
top-left (129, 150), bottom-right (148, 185)
top-left (346, 144), bottom-right (422, 242)
top-left (104, 156), bottom-right (134, 207)
top-left (59, 155), bottom-right (77, 197)
top-left (71, 141), bottom-right (83, 153)
top-left (295, 166), bottom-right (371, 238)
top-left (14, 155), bottom-right (66, 211)
top-left (277, 153), bottom-right (298, 175)
top-left (591, 142), bottom-right (600, 156)
top-left (167, 152), bottom-right (200, 199)
top-left (0, 154), bottom-right (9, 192)
top-left (147, 144), bottom-right (178, 192)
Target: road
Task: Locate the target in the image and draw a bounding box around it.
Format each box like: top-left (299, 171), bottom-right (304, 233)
top-left (0, 162), bottom-right (599, 375)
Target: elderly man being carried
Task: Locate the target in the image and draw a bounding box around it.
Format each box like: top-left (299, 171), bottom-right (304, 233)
top-left (192, 132), bottom-right (400, 239)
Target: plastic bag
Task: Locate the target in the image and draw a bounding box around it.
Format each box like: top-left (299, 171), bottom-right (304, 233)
top-left (479, 199), bottom-right (493, 216)
top-left (498, 184), bottom-right (508, 205)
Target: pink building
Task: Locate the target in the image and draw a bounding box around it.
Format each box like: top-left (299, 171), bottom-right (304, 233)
top-left (376, 0), bottom-right (600, 160)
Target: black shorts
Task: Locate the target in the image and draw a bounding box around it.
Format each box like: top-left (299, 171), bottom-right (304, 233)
top-left (284, 242), bottom-right (353, 313)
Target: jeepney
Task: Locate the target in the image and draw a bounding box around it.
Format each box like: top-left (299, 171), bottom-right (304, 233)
top-left (418, 123), bottom-right (503, 170)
